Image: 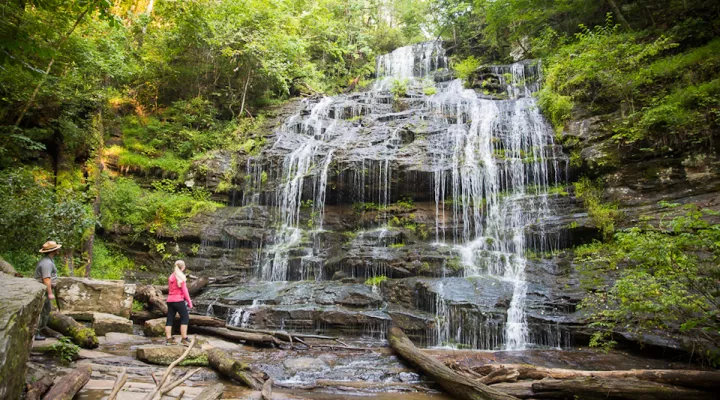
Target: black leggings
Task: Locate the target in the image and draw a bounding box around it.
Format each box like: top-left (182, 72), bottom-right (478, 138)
top-left (166, 301), bottom-right (190, 326)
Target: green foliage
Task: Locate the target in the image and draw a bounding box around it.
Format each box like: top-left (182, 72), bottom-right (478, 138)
top-left (91, 239), bottom-right (134, 280)
top-left (391, 79), bottom-right (409, 100)
top-left (49, 336), bottom-right (81, 364)
top-left (365, 275), bottom-right (388, 286)
top-left (389, 242), bottom-right (405, 249)
top-left (576, 204), bottom-right (720, 362)
top-left (453, 56), bottom-right (481, 85)
top-left (574, 177), bottom-right (621, 240)
top-left (100, 177), bottom-right (221, 237)
top-left (132, 300), bottom-right (145, 313)
top-left (446, 256), bottom-right (463, 272)
top-left (0, 167), bottom-right (95, 274)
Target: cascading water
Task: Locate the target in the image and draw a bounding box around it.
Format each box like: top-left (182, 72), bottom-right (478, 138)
top-left (244, 41), bottom-right (567, 349)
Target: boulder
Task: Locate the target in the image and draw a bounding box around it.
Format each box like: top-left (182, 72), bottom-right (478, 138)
top-left (0, 275), bottom-right (46, 399)
top-left (55, 278), bottom-right (136, 318)
top-left (92, 312), bottom-right (134, 336)
top-left (0, 257), bottom-right (18, 276)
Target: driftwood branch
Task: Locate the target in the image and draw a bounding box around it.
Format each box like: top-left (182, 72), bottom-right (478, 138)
top-left (107, 368), bottom-right (127, 400)
top-left (157, 367), bottom-right (202, 398)
top-left (206, 347), bottom-right (268, 390)
top-left (388, 326), bottom-right (517, 400)
top-left (143, 336), bottom-right (196, 400)
top-left (261, 378), bottom-right (273, 400)
top-left (191, 326), bottom-right (282, 346)
top-left (135, 285), bottom-right (168, 315)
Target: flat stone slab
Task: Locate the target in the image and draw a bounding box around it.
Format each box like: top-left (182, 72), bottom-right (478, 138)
top-left (102, 332), bottom-right (151, 345)
top-left (92, 312), bottom-right (133, 336)
top-left (55, 277), bottom-right (135, 318)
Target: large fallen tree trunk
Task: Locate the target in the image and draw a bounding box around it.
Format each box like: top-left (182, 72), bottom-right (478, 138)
top-left (206, 347), bottom-right (267, 390)
top-left (43, 365), bottom-right (92, 400)
top-left (388, 326), bottom-right (517, 400)
top-left (47, 311), bottom-right (99, 348)
top-left (155, 276), bottom-right (209, 295)
top-left (473, 364), bottom-right (720, 390)
top-left (143, 316), bottom-right (225, 337)
top-left (192, 326), bottom-right (283, 347)
top-left (493, 377), bottom-right (713, 400)
top-left (135, 285), bottom-right (168, 315)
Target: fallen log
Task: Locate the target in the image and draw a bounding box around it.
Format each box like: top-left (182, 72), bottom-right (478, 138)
top-left (25, 375), bottom-right (54, 400)
top-left (156, 367), bottom-right (202, 398)
top-left (136, 345), bottom-right (209, 366)
top-left (473, 364), bottom-right (720, 390)
top-left (135, 285), bottom-right (168, 315)
top-left (388, 326), bottom-right (517, 400)
top-left (224, 325), bottom-right (338, 341)
top-left (143, 316), bottom-right (225, 337)
top-left (206, 347), bottom-right (267, 390)
top-left (47, 311), bottom-right (99, 349)
top-left (43, 365), bottom-right (92, 400)
top-left (531, 376), bottom-right (712, 400)
top-left (155, 276), bottom-right (210, 295)
top-left (192, 325), bottom-right (283, 347)
top-left (193, 383), bottom-right (225, 400)
top-left (314, 379), bottom-right (431, 392)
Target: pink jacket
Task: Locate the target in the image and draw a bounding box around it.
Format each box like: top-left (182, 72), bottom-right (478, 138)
top-left (167, 274), bottom-right (193, 308)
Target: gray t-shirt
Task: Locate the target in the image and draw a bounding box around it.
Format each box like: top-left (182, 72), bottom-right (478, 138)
top-left (34, 256), bottom-right (57, 284)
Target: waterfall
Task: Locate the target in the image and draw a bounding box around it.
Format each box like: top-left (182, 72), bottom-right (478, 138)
top-left (252, 41), bottom-right (565, 350)
top-left (427, 60), bottom-right (560, 350)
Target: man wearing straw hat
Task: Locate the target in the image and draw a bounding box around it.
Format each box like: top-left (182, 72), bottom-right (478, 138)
top-left (34, 240), bottom-right (62, 341)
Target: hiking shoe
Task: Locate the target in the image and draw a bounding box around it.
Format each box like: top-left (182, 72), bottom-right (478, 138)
top-left (165, 338), bottom-right (176, 346)
top-left (34, 334), bottom-right (46, 341)
top-left (180, 337), bottom-right (192, 346)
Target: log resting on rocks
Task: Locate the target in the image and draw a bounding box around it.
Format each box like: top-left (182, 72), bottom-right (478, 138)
top-left (143, 316), bottom-right (225, 337)
top-left (191, 326), bottom-right (283, 347)
top-left (473, 364), bottom-right (720, 390)
top-left (206, 347), bottom-right (267, 390)
top-left (43, 365), bottom-right (92, 400)
top-left (388, 326), bottom-right (518, 400)
top-left (155, 276), bottom-right (210, 296)
top-left (136, 345), bottom-right (209, 366)
top-left (48, 311), bottom-right (99, 348)
top-left (492, 377), bottom-right (714, 400)
top-left (135, 285), bottom-right (168, 315)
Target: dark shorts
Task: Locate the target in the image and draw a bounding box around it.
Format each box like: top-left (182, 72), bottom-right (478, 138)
top-left (166, 301), bottom-right (190, 326)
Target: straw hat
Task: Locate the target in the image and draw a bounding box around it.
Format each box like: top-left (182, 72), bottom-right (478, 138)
top-left (39, 241), bottom-right (62, 253)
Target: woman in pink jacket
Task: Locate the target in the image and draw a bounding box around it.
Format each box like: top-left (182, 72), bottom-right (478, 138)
top-left (165, 260), bottom-right (193, 346)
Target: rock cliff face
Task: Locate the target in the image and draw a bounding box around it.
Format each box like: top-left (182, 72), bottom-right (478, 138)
top-left (0, 274), bottom-right (46, 399)
top-left (105, 43), bottom-right (718, 355)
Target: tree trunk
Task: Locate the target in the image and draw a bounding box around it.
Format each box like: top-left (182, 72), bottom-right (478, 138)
top-left (239, 70), bottom-right (253, 118)
top-left (47, 311), bottom-right (99, 348)
top-left (83, 111), bottom-right (104, 278)
top-left (388, 326), bottom-right (517, 400)
top-left (206, 347), bottom-right (267, 390)
top-left (193, 383), bottom-right (224, 400)
top-left (25, 375), bottom-right (54, 400)
top-left (191, 326), bottom-right (282, 347)
top-left (135, 285), bottom-right (168, 315)
top-left (530, 377), bottom-right (712, 400)
top-left (15, 7), bottom-right (90, 126)
top-left (605, 0), bottom-right (632, 30)
top-left (43, 365), bottom-right (92, 400)
top-left (472, 364), bottom-right (720, 390)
